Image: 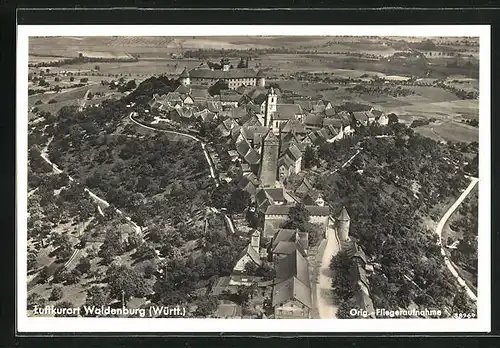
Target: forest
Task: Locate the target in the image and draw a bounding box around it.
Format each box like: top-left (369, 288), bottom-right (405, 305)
top-left (316, 122), bottom-right (478, 315)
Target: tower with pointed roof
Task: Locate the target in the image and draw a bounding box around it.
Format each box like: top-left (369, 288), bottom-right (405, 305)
top-left (257, 69), bottom-right (266, 88)
top-left (337, 206), bottom-right (351, 242)
top-left (258, 130), bottom-right (280, 187)
top-left (179, 67), bottom-right (190, 86)
top-left (264, 87), bottom-right (277, 128)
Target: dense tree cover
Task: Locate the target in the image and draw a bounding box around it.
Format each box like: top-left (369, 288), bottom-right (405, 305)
top-left (123, 75), bottom-right (179, 105)
top-left (106, 264), bottom-right (149, 302)
top-left (330, 251), bottom-right (356, 303)
top-left (27, 293), bottom-right (47, 310)
top-left (193, 295), bottom-right (219, 317)
top-left (449, 189), bottom-right (478, 282)
top-left (49, 286), bottom-right (64, 301)
top-left (319, 123), bottom-right (477, 314)
top-left (49, 131), bottom-right (212, 227)
top-left (280, 203), bottom-right (322, 247)
top-left (303, 145), bottom-right (319, 169)
top-left (208, 80), bottom-right (229, 96)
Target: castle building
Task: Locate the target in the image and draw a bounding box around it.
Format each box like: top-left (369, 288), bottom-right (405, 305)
top-left (258, 130), bottom-right (280, 188)
top-left (178, 60), bottom-right (266, 90)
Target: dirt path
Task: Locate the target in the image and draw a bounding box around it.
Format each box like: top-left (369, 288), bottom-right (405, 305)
top-left (435, 177), bottom-right (479, 302)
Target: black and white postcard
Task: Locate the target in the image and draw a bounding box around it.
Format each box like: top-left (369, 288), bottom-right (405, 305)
top-left (16, 25), bottom-right (491, 333)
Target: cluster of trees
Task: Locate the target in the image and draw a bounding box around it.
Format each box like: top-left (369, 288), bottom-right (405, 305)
top-left (317, 122), bottom-right (477, 314)
top-left (210, 181), bottom-right (251, 215)
top-left (346, 84), bottom-right (415, 97)
top-left (280, 203), bottom-right (321, 247)
top-left (28, 54), bottom-right (138, 68)
top-left (410, 118), bottom-right (437, 128)
top-left (124, 75), bottom-right (179, 106)
top-left (461, 118), bottom-right (479, 127)
top-left (449, 189), bottom-right (478, 281)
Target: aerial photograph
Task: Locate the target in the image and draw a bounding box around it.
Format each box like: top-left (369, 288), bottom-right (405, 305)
top-left (25, 35), bottom-right (479, 320)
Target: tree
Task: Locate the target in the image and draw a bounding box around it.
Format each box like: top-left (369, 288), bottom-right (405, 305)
top-left (194, 295), bottom-right (219, 317)
top-left (107, 265), bottom-right (148, 302)
top-left (70, 76), bottom-right (75, 82)
top-left (27, 293), bottom-right (47, 310)
top-left (54, 301), bottom-right (76, 317)
top-left (330, 251), bottom-right (355, 301)
top-left (255, 264), bottom-right (276, 280)
top-left (228, 189), bottom-right (251, 214)
top-left (281, 203), bottom-right (309, 230)
top-left (388, 113), bottom-right (399, 125)
top-left (85, 286), bottom-right (109, 307)
top-left (451, 287), bottom-right (472, 314)
top-left (76, 256), bottom-right (91, 274)
top-left (244, 262), bottom-right (258, 275)
top-left (303, 145), bottom-right (319, 169)
top-left (208, 80), bottom-right (229, 96)
top-left (126, 80), bottom-right (137, 91)
top-left (50, 286), bottom-right (64, 301)
top-left (99, 229), bottom-right (125, 264)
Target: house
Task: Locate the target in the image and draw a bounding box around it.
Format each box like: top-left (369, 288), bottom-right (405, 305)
top-left (295, 177), bottom-right (313, 195)
top-left (293, 100), bottom-right (314, 113)
top-left (272, 250), bottom-right (312, 319)
top-left (352, 111), bottom-right (369, 126)
top-left (352, 111), bottom-right (376, 126)
top-left (280, 120), bottom-right (308, 136)
top-left (277, 154), bottom-right (296, 183)
top-left (233, 240), bottom-right (262, 272)
top-left (375, 110), bottom-right (389, 126)
top-left (214, 300), bottom-right (242, 319)
top-left (283, 143), bottom-right (303, 174)
top-left (303, 113), bottom-right (324, 129)
top-left (271, 104), bottom-right (305, 135)
top-left (238, 172), bottom-right (259, 196)
top-left (206, 101), bottom-right (223, 114)
top-left (269, 229), bottom-right (309, 258)
top-left (218, 93), bottom-right (241, 108)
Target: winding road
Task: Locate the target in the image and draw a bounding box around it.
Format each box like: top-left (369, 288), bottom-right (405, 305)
top-left (435, 176), bottom-right (479, 302)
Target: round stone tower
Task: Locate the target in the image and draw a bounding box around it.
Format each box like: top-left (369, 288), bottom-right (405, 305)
top-left (251, 230), bottom-right (261, 254)
top-left (337, 206), bottom-right (350, 242)
top-left (257, 69), bottom-right (266, 88)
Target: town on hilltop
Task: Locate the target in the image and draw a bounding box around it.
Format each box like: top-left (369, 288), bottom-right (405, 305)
top-left (26, 36), bottom-right (479, 321)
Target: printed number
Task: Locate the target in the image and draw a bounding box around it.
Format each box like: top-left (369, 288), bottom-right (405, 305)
top-left (452, 313), bottom-right (476, 319)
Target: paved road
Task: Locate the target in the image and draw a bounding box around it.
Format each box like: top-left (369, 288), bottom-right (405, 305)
top-left (435, 177), bottom-right (479, 302)
top-left (315, 221), bottom-right (341, 318)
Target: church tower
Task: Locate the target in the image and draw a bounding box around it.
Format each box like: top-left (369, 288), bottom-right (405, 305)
top-left (179, 68), bottom-right (190, 86)
top-left (337, 206), bottom-right (351, 242)
top-left (264, 87), bottom-right (277, 128)
top-left (251, 230), bottom-right (261, 254)
top-left (258, 130), bottom-right (280, 187)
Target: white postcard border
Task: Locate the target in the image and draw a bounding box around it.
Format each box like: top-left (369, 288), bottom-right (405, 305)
top-left (17, 24), bottom-right (491, 333)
